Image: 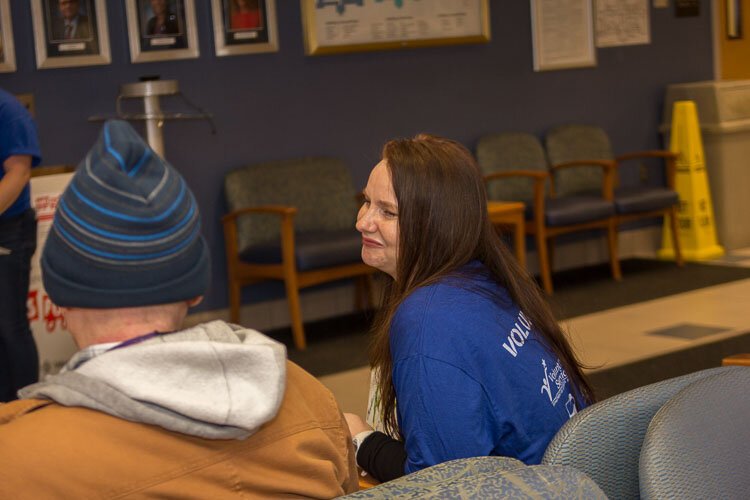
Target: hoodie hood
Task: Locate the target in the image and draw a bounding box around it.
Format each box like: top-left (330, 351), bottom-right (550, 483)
top-left (19, 321), bottom-right (287, 440)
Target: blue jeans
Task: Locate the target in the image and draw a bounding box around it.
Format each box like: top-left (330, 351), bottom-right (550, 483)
top-left (0, 208), bottom-right (39, 401)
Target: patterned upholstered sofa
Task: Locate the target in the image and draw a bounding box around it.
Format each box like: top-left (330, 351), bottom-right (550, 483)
top-left (339, 456), bottom-right (607, 499)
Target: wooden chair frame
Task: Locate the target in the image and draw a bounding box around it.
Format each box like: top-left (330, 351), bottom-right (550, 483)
top-left (485, 159), bottom-right (620, 293)
top-left (614, 150), bottom-right (684, 267)
top-left (222, 205), bottom-right (375, 350)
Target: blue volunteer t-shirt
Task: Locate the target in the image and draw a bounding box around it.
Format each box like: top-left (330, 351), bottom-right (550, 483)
top-left (390, 261), bottom-right (585, 475)
top-left (0, 88), bottom-right (42, 219)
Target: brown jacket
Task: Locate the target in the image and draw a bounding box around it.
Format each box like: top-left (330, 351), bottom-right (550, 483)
top-left (0, 361), bottom-right (358, 499)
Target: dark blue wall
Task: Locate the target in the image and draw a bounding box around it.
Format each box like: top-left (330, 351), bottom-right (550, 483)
top-left (1, 2), bottom-right (714, 312)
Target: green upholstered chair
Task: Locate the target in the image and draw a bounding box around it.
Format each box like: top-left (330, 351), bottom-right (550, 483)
top-left (545, 124), bottom-right (683, 271)
top-left (222, 157), bottom-right (374, 349)
top-left (477, 132), bottom-right (619, 293)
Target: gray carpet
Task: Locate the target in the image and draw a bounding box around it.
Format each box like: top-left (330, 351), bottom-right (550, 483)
top-left (270, 259), bottom-right (750, 387)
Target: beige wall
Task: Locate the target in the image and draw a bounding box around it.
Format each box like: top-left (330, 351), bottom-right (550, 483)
top-left (719, 0), bottom-right (750, 79)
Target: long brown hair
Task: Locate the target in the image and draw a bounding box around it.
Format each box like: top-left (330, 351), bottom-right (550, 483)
top-left (369, 134), bottom-right (594, 438)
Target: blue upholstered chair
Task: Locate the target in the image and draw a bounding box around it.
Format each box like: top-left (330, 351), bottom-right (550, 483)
top-left (222, 157), bottom-right (374, 349)
top-left (545, 125), bottom-right (684, 271)
top-left (339, 456), bottom-right (607, 499)
top-left (542, 366), bottom-right (730, 499)
top-left (476, 132), bottom-right (619, 293)
top-left (639, 367), bottom-right (750, 499)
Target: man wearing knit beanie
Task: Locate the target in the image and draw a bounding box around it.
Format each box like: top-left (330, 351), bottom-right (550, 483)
top-left (0, 121), bottom-right (357, 498)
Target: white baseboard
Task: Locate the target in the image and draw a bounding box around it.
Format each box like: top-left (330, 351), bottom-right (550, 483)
top-left (186, 226), bottom-right (663, 330)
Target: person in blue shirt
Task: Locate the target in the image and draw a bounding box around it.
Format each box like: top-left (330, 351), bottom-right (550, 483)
top-left (345, 134), bottom-right (594, 483)
top-left (0, 88), bottom-right (42, 402)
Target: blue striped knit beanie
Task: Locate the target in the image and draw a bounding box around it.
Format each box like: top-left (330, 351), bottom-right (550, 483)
top-left (41, 120), bottom-right (209, 308)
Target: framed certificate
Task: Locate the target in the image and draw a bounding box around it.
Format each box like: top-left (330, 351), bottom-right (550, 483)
top-left (301, 0), bottom-right (490, 56)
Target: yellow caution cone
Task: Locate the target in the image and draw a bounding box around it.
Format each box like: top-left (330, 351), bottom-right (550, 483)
top-left (659, 100), bottom-right (724, 260)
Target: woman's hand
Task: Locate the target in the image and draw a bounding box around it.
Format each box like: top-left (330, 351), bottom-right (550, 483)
top-left (344, 412), bottom-right (373, 437)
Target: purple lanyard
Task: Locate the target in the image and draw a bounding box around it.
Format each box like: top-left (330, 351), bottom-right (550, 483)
top-left (108, 331), bottom-right (173, 351)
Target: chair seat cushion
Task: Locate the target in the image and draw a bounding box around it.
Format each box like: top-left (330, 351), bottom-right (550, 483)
top-left (239, 229), bottom-right (363, 272)
top-left (614, 186), bottom-right (679, 214)
top-left (536, 196), bottom-right (615, 227)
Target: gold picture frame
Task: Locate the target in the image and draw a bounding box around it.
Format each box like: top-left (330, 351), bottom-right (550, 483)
top-left (301, 0), bottom-right (490, 56)
top-left (0, 0), bottom-right (15, 72)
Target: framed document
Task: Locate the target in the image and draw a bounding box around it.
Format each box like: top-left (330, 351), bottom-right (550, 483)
top-left (301, 0), bottom-right (490, 56)
top-left (0, 0), bottom-right (16, 72)
top-left (125, 0), bottom-right (199, 63)
top-left (531, 0), bottom-right (596, 71)
top-left (212, 0), bottom-right (278, 56)
top-left (31, 0), bottom-right (111, 69)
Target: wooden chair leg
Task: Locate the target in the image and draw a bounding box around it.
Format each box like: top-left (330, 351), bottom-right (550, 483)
top-left (668, 207), bottom-right (684, 267)
top-left (229, 280), bottom-right (242, 324)
top-left (535, 231), bottom-right (553, 294)
top-left (607, 219), bottom-right (622, 281)
top-left (355, 274), bottom-right (376, 311)
top-left (354, 275), bottom-right (367, 311)
top-left (283, 272), bottom-right (306, 350)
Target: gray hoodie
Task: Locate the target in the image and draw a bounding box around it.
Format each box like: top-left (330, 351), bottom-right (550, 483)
top-left (19, 320), bottom-right (287, 440)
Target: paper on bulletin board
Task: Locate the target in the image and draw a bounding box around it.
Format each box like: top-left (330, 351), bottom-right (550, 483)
top-left (28, 172), bottom-right (78, 378)
top-left (595, 0), bottom-right (650, 47)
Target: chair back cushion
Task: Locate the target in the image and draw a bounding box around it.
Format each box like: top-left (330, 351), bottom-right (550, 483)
top-left (545, 124), bottom-right (614, 196)
top-left (542, 366), bottom-right (729, 500)
top-left (340, 457), bottom-right (607, 499)
top-left (476, 132), bottom-right (548, 203)
top-left (224, 157), bottom-right (358, 252)
top-left (639, 367), bottom-right (750, 500)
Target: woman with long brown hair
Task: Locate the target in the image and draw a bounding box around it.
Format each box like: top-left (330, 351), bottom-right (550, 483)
top-left (345, 134), bottom-right (594, 483)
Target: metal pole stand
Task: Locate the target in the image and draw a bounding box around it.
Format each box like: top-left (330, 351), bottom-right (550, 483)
top-left (89, 77), bottom-right (214, 159)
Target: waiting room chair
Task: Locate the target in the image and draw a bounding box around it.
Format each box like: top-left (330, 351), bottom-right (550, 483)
top-left (639, 367), bottom-right (750, 500)
top-left (545, 124), bottom-right (683, 269)
top-left (542, 366), bottom-right (730, 500)
top-left (340, 456), bottom-right (607, 499)
top-left (476, 132), bottom-right (618, 293)
top-left (222, 157), bottom-right (374, 350)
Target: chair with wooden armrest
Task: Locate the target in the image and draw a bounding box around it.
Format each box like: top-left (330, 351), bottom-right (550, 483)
top-left (477, 132), bottom-right (618, 293)
top-left (545, 124), bottom-right (683, 271)
top-left (222, 157), bottom-right (375, 350)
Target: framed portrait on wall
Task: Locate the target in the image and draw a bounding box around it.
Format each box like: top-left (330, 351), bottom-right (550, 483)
top-left (31, 0), bottom-right (111, 69)
top-left (0, 0), bottom-right (16, 72)
top-left (211, 0), bottom-right (278, 56)
top-left (125, 0), bottom-right (199, 63)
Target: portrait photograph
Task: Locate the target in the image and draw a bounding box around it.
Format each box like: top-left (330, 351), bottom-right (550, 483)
top-left (212, 0), bottom-right (277, 56)
top-left (126, 0), bottom-right (198, 62)
top-left (31, 0), bottom-right (111, 69)
top-left (0, 0), bottom-right (16, 72)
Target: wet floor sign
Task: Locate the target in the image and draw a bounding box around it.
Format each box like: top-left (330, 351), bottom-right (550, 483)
top-left (659, 100), bottom-right (724, 260)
